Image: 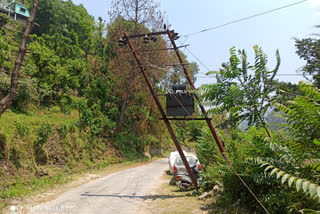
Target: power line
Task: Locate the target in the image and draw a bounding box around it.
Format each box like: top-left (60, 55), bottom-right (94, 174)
top-left (177, 40), bottom-right (211, 74)
top-left (196, 74), bottom-right (317, 78)
top-left (182, 0), bottom-right (308, 38)
top-left (184, 46), bottom-right (211, 73)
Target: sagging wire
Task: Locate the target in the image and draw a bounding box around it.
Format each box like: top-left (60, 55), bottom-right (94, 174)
top-left (181, 0), bottom-right (309, 38)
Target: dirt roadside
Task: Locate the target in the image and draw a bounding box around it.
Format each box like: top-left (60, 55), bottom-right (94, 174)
top-left (139, 171), bottom-right (211, 214)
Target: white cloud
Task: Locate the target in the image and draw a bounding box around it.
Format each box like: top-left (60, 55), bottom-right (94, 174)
top-left (309, 0), bottom-right (320, 7)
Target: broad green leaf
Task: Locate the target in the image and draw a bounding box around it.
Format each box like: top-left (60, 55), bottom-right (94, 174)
top-left (270, 168), bottom-right (279, 176)
top-left (309, 184), bottom-right (317, 197)
top-left (281, 174), bottom-right (290, 184)
top-left (277, 171), bottom-right (285, 179)
top-left (264, 165), bottom-right (274, 172)
top-left (296, 179), bottom-right (303, 191)
top-left (302, 181), bottom-right (311, 193)
top-left (314, 139), bottom-right (320, 146)
top-left (317, 186), bottom-right (320, 198)
top-left (260, 162), bottom-right (269, 167)
top-left (289, 177), bottom-right (297, 187)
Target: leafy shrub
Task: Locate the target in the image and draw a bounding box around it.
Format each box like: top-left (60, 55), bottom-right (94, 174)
top-left (58, 95), bottom-right (73, 114)
top-left (0, 30), bottom-right (12, 72)
top-left (115, 133), bottom-right (144, 160)
top-left (0, 14), bottom-right (9, 29)
top-left (12, 78), bottom-right (39, 112)
top-left (196, 127), bottom-right (222, 168)
top-left (197, 82), bottom-right (320, 213)
top-left (0, 134), bottom-right (6, 160)
top-left (58, 124), bottom-right (68, 139)
top-left (35, 122), bottom-right (52, 147)
top-left (14, 121), bottom-right (30, 138)
top-left (0, 74), bottom-right (10, 103)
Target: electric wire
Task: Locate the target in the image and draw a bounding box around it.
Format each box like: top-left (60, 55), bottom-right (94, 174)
top-left (223, 154), bottom-right (271, 214)
top-left (182, 0), bottom-right (309, 38)
top-left (184, 46), bottom-right (211, 73)
top-left (196, 74), bottom-right (316, 78)
top-left (178, 41), bottom-right (311, 78)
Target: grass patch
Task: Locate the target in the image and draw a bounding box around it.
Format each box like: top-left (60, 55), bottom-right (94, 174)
top-left (145, 172), bottom-right (209, 214)
top-left (0, 108), bottom-right (78, 141)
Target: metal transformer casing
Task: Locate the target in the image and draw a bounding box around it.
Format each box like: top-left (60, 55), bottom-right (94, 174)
top-left (166, 93), bottom-right (195, 116)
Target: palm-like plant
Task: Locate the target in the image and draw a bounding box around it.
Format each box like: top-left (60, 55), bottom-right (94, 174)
top-left (257, 82), bottom-right (320, 211)
top-left (200, 46), bottom-right (280, 137)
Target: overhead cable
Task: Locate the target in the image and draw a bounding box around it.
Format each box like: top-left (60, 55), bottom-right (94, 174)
top-left (182, 0), bottom-right (308, 38)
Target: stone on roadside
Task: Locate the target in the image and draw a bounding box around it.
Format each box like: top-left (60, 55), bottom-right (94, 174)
top-left (185, 193), bottom-right (191, 196)
top-left (208, 190), bottom-right (214, 196)
top-left (201, 205), bottom-right (209, 210)
top-left (143, 152), bottom-right (151, 158)
top-left (198, 192), bottom-right (209, 200)
top-left (213, 184), bottom-right (220, 193)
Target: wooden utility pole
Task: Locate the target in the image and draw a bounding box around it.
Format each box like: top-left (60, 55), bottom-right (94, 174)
top-left (122, 29), bottom-right (227, 190)
top-left (124, 32), bottom-right (199, 190)
top-left (166, 30), bottom-right (226, 154)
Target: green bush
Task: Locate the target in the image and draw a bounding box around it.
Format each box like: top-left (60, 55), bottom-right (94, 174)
top-left (58, 124), bottom-right (68, 139)
top-left (0, 134), bottom-right (6, 160)
top-left (115, 133), bottom-right (144, 161)
top-left (12, 78), bottom-right (39, 112)
top-left (0, 14), bottom-right (9, 29)
top-left (35, 122), bottom-right (53, 147)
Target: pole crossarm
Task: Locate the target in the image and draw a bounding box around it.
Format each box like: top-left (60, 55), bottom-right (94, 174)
top-left (160, 118), bottom-right (212, 121)
top-left (123, 30), bottom-right (169, 39)
top-left (118, 45), bottom-right (189, 54)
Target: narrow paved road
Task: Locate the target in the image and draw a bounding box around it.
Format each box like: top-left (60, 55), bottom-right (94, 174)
top-left (29, 159), bottom-right (168, 214)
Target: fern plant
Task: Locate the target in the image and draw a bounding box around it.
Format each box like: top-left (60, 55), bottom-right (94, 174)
top-left (253, 81), bottom-right (320, 211)
top-left (259, 161), bottom-right (320, 202)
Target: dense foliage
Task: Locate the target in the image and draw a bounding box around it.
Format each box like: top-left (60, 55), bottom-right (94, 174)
top-left (197, 48), bottom-right (320, 213)
top-left (200, 46), bottom-right (280, 137)
top-left (0, 1), bottom-right (202, 201)
top-left (0, 0), bottom-right (319, 213)
top-left (295, 26), bottom-right (320, 88)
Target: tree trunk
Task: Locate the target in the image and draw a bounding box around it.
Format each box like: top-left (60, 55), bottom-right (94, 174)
top-left (0, 0), bottom-right (40, 117)
top-left (257, 113), bottom-right (272, 138)
top-left (114, 93), bottom-right (128, 134)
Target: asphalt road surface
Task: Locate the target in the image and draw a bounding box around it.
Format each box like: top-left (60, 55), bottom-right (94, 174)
top-left (28, 158), bottom-right (168, 214)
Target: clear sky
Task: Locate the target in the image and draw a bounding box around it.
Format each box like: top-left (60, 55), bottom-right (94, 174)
top-left (71, 0), bottom-right (320, 87)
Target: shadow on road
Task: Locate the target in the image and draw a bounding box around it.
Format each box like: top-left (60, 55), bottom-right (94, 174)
top-left (80, 193), bottom-right (184, 201)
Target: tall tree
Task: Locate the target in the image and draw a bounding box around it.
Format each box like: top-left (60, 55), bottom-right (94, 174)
top-left (0, 0), bottom-right (40, 117)
top-left (164, 51), bottom-right (199, 87)
top-left (34, 0), bottom-right (94, 57)
top-left (107, 0), bottom-right (168, 134)
top-left (295, 26), bottom-right (320, 88)
top-left (108, 0), bottom-right (166, 31)
top-left (200, 46), bottom-right (280, 137)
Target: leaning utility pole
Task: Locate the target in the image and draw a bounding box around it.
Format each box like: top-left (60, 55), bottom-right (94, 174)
top-left (0, 0), bottom-right (40, 117)
top-left (121, 29), bottom-right (226, 190)
top-left (166, 30), bottom-right (226, 154)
